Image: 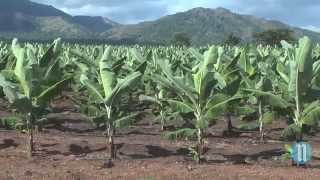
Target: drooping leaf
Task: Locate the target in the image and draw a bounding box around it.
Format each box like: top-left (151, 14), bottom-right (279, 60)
top-left (301, 106), bottom-right (320, 125)
top-left (80, 74), bottom-right (104, 103)
top-left (164, 128), bottom-right (197, 140)
top-left (107, 72), bottom-right (142, 105)
top-left (205, 95), bottom-right (242, 119)
top-left (262, 111), bottom-right (277, 124)
top-left (243, 89), bottom-right (290, 108)
top-left (139, 95), bottom-right (160, 105)
top-left (115, 112), bottom-right (141, 128)
top-left (35, 77), bottom-right (72, 105)
top-left (167, 99), bottom-right (194, 114)
top-left (39, 38), bottom-right (62, 67)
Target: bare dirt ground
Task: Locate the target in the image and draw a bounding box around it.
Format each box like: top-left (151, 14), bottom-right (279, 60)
top-left (1, 98), bottom-right (320, 180)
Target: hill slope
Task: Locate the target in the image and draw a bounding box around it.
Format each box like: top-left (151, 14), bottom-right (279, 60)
top-left (0, 0), bottom-right (70, 32)
top-left (73, 16), bottom-right (119, 33)
top-left (104, 7), bottom-right (320, 45)
top-left (0, 0), bottom-right (118, 40)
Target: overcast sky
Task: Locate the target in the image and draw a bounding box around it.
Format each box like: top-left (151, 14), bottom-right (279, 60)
top-left (31, 0), bottom-right (320, 32)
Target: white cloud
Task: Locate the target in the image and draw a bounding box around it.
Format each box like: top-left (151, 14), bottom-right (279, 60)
top-left (301, 25), bottom-right (320, 32)
top-left (60, 5), bottom-right (118, 16)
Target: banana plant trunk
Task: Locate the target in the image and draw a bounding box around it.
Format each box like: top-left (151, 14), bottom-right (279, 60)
top-left (258, 100), bottom-right (264, 142)
top-left (225, 113), bottom-right (233, 133)
top-left (296, 124), bottom-right (303, 142)
top-left (196, 128), bottom-right (203, 164)
top-left (106, 106), bottom-right (116, 160)
top-left (160, 110), bottom-right (165, 131)
top-left (106, 126), bottom-right (116, 159)
top-left (27, 113), bottom-right (34, 158)
top-left (298, 131), bottom-right (303, 142)
top-left (195, 113), bottom-right (204, 164)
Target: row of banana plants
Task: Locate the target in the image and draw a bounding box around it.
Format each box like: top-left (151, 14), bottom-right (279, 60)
top-left (0, 36), bottom-right (319, 164)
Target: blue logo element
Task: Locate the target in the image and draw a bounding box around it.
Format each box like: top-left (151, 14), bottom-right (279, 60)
top-left (292, 142), bottom-right (312, 165)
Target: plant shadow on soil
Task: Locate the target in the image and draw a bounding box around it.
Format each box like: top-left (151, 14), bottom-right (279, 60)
top-left (39, 144), bottom-right (108, 156)
top-left (206, 148), bottom-right (285, 164)
top-left (37, 124), bottom-right (290, 166)
top-left (0, 139), bottom-right (18, 150)
top-left (119, 145), bottom-right (190, 159)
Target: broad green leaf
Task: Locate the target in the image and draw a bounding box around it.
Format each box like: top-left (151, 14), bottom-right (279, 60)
top-left (164, 128), bottom-right (197, 140)
top-left (35, 77), bottom-right (72, 105)
top-left (139, 95), bottom-right (160, 105)
top-left (205, 95), bottom-right (242, 119)
top-left (158, 60), bottom-right (197, 106)
top-left (243, 89), bottom-right (290, 108)
top-left (302, 106), bottom-right (320, 125)
top-left (100, 47), bottom-right (115, 100)
top-left (167, 99), bottom-right (194, 114)
top-left (130, 48), bottom-right (146, 62)
top-left (115, 113), bottom-right (140, 128)
top-left (262, 112), bottom-right (277, 124)
top-left (12, 39), bottom-right (32, 98)
top-left (107, 72), bottom-right (142, 105)
top-left (39, 38), bottom-right (62, 67)
top-left (80, 74), bottom-right (104, 103)
top-left (296, 36), bottom-right (313, 97)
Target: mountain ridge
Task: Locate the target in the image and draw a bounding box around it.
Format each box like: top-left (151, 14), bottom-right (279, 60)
top-left (0, 1), bottom-right (319, 45)
top-left (104, 7), bottom-right (320, 45)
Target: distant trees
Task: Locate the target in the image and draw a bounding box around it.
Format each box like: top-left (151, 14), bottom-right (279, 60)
top-left (253, 29), bottom-right (296, 46)
top-left (223, 33), bottom-right (241, 46)
top-left (172, 32), bottom-right (191, 47)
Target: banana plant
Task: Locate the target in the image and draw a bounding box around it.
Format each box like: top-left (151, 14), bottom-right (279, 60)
top-left (154, 46), bottom-right (241, 163)
top-left (189, 46), bottom-right (242, 134)
top-left (240, 46), bottom-right (288, 141)
top-left (247, 36), bottom-right (320, 141)
top-left (139, 86), bottom-right (171, 131)
top-left (242, 76), bottom-right (289, 141)
top-left (133, 48), bottom-right (174, 131)
top-left (0, 38), bottom-right (71, 158)
top-left (79, 46), bottom-right (143, 163)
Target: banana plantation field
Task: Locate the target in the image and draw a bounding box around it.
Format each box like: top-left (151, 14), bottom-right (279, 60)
top-left (1, 37), bottom-right (320, 179)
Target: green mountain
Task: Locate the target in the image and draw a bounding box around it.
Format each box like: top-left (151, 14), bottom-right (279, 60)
top-left (0, 1), bottom-right (319, 45)
top-left (104, 7), bottom-right (320, 45)
top-left (73, 16), bottom-right (119, 33)
top-left (0, 0), bottom-right (117, 40)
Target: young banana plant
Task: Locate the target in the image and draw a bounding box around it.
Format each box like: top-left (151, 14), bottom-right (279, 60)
top-left (240, 46), bottom-right (287, 141)
top-left (242, 75), bottom-right (288, 141)
top-left (154, 46), bottom-right (241, 163)
top-left (79, 46), bottom-right (143, 163)
top-left (189, 46), bottom-right (242, 134)
top-left (0, 38), bottom-right (71, 158)
top-left (134, 48), bottom-right (173, 131)
top-left (139, 86), bottom-right (169, 131)
top-left (246, 36), bottom-right (320, 141)
top-left (277, 36), bottom-right (320, 140)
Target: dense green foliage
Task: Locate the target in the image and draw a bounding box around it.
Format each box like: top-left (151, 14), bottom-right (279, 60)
top-left (0, 36), bottom-right (320, 164)
top-left (223, 33), bottom-right (242, 46)
top-left (171, 32), bottom-right (191, 47)
top-left (253, 29), bottom-right (296, 46)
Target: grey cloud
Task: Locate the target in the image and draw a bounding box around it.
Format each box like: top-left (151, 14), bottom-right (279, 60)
top-left (32, 0), bottom-right (169, 23)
